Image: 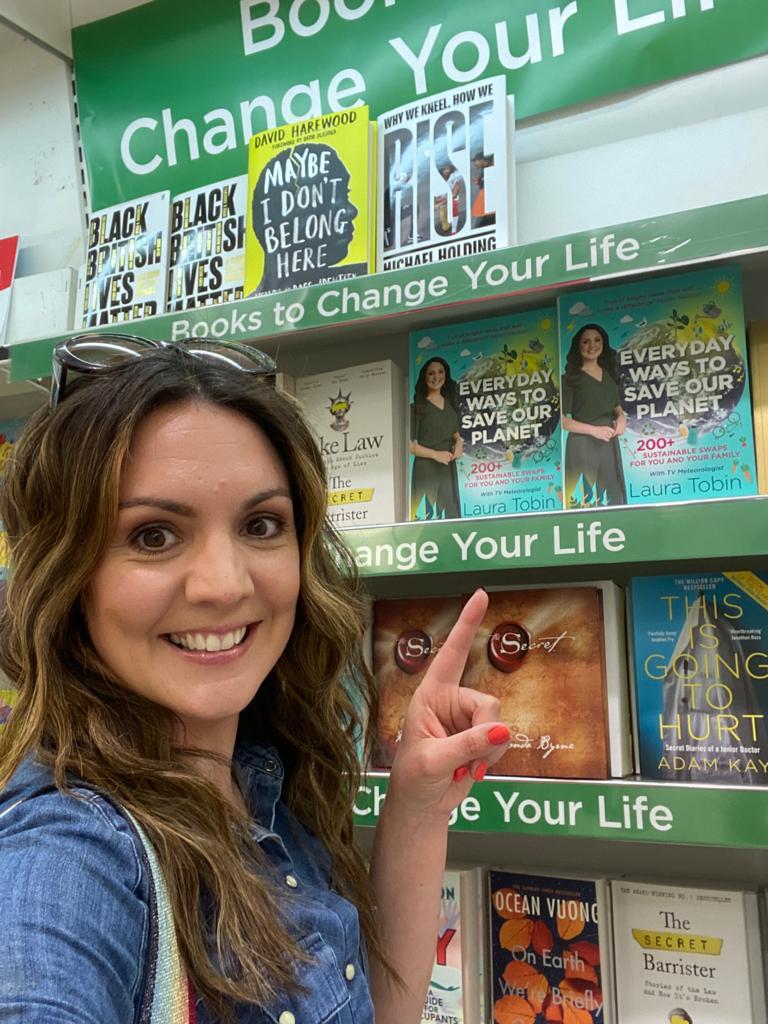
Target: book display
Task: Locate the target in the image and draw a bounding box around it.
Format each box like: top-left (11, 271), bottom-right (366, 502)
top-left (167, 175), bottom-right (247, 310)
top-left (0, 235), bottom-right (19, 344)
top-left (612, 879), bottom-right (766, 1023)
top-left (629, 571), bottom-right (768, 785)
top-left (372, 582), bottom-right (631, 778)
top-left (81, 191), bottom-right (171, 328)
top-left (559, 265), bottom-right (757, 509)
top-left (408, 309), bottom-right (560, 521)
top-left (6, 1), bottom-right (768, 1013)
top-left (295, 360), bottom-right (404, 527)
top-left (421, 867), bottom-right (486, 1024)
top-left (488, 869), bottom-right (614, 1024)
top-left (245, 107), bottom-right (376, 297)
top-left (377, 76), bottom-right (516, 273)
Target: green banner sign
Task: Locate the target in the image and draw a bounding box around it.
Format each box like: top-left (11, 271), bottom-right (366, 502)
top-left (11, 193), bottom-right (768, 383)
top-left (73, 0), bottom-right (768, 208)
top-left (354, 774), bottom-right (768, 848)
top-left (346, 496), bottom-right (768, 576)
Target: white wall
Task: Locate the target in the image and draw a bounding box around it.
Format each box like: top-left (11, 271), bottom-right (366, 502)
top-left (517, 53), bottom-right (768, 241)
top-left (0, 25), bottom-right (83, 278)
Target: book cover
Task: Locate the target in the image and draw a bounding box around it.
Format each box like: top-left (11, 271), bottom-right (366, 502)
top-left (422, 868), bottom-right (485, 1024)
top-left (167, 175), bottom-right (247, 310)
top-left (488, 869), bottom-right (612, 1024)
top-left (747, 321), bottom-right (768, 493)
top-left (378, 77), bottom-right (515, 273)
top-left (0, 235), bottom-right (20, 344)
top-left (295, 360), bottom-right (404, 528)
top-left (558, 265), bottom-right (757, 508)
top-left (245, 107), bottom-right (373, 296)
top-left (612, 879), bottom-right (766, 1023)
top-left (81, 191), bottom-right (171, 328)
top-left (409, 308), bottom-right (561, 521)
top-left (630, 572), bottom-right (768, 785)
top-left (374, 585), bottom-right (629, 778)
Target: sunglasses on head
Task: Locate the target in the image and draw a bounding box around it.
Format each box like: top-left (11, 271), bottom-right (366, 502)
top-left (50, 333), bottom-right (277, 410)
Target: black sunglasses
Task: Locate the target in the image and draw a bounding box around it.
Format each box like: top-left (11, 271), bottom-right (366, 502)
top-left (50, 333), bottom-right (277, 410)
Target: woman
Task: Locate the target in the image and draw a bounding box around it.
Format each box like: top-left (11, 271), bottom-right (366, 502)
top-left (561, 323), bottom-right (627, 507)
top-left (409, 357), bottom-right (463, 520)
top-left (0, 336), bottom-right (509, 1024)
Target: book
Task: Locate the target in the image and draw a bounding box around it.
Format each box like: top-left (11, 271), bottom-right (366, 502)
top-left (0, 235), bottom-right (20, 344)
top-left (747, 321), bottom-right (768, 493)
top-left (245, 107), bottom-right (375, 296)
top-left (167, 175), bottom-right (247, 310)
top-left (629, 572), bottom-right (768, 785)
top-left (6, 268), bottom-right (77, 344)
top-left (558, 265), bottom-right (757, 508)
top-left (488, 869), bottom-right (614, 1024)
top-left (409, 308), bottom-right (561, 521)
top-left (611, 879), bottom-right (766, 1023)
top-left (373, 583), bottom-right (632, 778)
top-left (81, 191), bottom-right (171, 328)
top-left (295, 360), bottom-right (404, 528)
top-left (422, 867), bottom-right (486, 1024)
top-left (378, 76), bottom-right (515, 273)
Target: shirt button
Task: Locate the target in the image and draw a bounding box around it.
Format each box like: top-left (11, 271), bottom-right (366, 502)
top-left (285, 874), bottom-right (299, 888)
top-left (345, 963), bottom-right (356, 981)
top-left (263, 758), bottom-right (278, 773)
top-left (278, 1013), bottom-right (296, 1024)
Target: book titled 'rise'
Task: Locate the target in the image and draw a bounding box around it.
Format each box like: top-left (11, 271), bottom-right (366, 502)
top-left (378, 76), bottom-right (515, 273)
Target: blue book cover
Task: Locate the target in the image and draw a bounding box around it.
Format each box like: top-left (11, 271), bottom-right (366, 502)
top-left (631, 572), bottom-right (768, 784)
top-left (409, 309), bottom-right (561, 521)
top-left (558, 265), bottom-right (757, 508)
top-left (488, 869), bottom-right (609, 1023)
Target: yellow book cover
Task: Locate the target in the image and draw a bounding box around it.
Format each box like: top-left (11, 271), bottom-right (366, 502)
top-left (748, 321), bottom-right (768, 493)
top-left (245, 107), bottom-right (372, 296)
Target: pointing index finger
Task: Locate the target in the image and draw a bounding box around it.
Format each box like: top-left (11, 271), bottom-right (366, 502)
top-left (424, 588), bottom-right (488, 689)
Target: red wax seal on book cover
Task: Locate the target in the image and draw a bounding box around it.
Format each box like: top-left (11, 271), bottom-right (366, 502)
top-left (394, 629), bottom-right (432, 674)
top-left (487, 622), bottom-right (530, 673)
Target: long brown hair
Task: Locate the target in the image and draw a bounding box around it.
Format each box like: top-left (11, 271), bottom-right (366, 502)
top-left (0, 348), bottom-right (383, 1018)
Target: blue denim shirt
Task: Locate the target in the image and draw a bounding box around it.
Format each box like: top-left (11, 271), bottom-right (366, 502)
top-left (0, 743), bottom-right (374, 1024)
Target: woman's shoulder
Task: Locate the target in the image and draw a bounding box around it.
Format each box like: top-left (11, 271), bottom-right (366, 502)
top-left (1, 754), bottom-right (147, 891)
top-left (0, 755), bottom-right (152, 1021)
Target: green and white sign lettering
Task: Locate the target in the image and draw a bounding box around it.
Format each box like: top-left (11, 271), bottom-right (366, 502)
top-left (354, 775), bottom-right (768, 847)
top-left (73, 0), bottom-right (768, 207)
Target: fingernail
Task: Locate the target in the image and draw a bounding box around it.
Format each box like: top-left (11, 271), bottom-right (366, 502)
top-left (453, 766), bottom-right (469, 783)
top-left (488, 725), bottom-right (510, 746)
top-left (474, 761), bottom-right (488, 782)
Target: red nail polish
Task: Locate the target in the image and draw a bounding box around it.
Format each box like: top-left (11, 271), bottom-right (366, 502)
top-left (474, 761), bottom-right (488, 782)
top-left (488, 725), bottom-right (510, 745)
top-left (453, 766), bottom-right (469, 783)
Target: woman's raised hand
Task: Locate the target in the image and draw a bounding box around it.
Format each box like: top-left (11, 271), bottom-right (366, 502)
top-left (386, 589), bottom-right (511, 821)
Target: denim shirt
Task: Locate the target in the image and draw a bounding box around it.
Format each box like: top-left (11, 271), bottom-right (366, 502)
top-left (0, 743), bottom-right (374, 1024)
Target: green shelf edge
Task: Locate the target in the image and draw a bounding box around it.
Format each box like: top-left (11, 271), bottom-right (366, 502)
top-left (343, 496), bottom-right (768, 578)
top-left (10, 192), bottom-right (768, 383)
top-left (354, 773), bottom-right (768, 848)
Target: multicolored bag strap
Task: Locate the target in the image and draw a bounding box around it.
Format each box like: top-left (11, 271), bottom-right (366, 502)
top-left (123, 810), bottom-right (197, 1024)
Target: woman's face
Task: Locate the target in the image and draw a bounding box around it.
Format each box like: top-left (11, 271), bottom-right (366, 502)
top-left (579, 329), bottom-right (604, 362)
top-left (84, 401), bottom-right (301, 751)
top-left (425, 361), bottom-right (446, 392)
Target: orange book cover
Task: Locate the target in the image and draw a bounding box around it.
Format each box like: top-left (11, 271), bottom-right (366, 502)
top-left (373, 587), bottom-right (612, 778)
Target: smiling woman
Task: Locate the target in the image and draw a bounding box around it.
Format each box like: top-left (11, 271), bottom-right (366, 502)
top-left (0, 341), bottom-right (511, 1024)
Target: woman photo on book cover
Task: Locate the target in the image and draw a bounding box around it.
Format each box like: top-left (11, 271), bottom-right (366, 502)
top-left (249, 142), bottom-right (365, 296)
top-left (0, 335), bottom-right (511, 1024)
top-left (410, 355), bottom-right (463, 520)
top-left (561, 323), bottom-right (628, 507)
